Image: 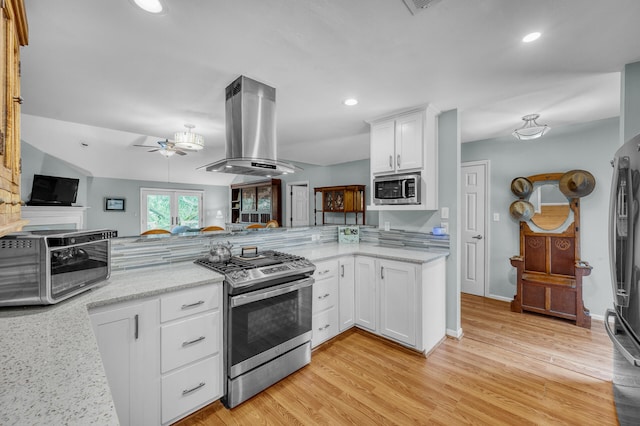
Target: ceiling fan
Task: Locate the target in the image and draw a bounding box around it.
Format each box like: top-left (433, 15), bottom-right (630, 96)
top-left (134, 139), bottom-right (187, 157)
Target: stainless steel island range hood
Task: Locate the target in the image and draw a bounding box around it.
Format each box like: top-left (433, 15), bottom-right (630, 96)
top-left (199, 76), bottom-right (300, 177)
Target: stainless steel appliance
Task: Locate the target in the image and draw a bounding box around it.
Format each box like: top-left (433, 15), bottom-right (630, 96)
top-left (607, 132), bottom-right (640, 424)
top-left (195, 249), bottom-right (315, 408)
top-left (0, 229), bottom-right (117, 306)
top-left (373, 173), bottom-right (421, 205)
top-left (199, 75), bottom-right (300, 177)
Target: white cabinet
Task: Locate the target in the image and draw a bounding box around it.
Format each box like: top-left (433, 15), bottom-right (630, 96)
top-left (338, 257), bottom-right (355, 332)
top-left (371, 112), bottom-right (424, 175)
top-left (379, 259), bottom-right (417, 346)
top-left (90, 283), bottom-right (223, 426)
top-left (159, 285), bottom-right (223, 425)
top-left (311, 259), bottom-right (339, 348)
top-left (90, 298), bottom-right (160, 426)
top-left (354, 256), bottom-right (377, 332)
top-left (369, 105), bottom-right (439, 210)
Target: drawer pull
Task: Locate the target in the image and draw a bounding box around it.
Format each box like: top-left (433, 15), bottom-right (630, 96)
top-left (182, 381), bottom-right (206, 396)
top-left (182, 336), bottom-right (206, 347)
top-left (181, 300), bottom-right (205, 310)
top-left (317, 269), bottom-right (331, 276)
top-left (317, 293), bottom-right (330, 300)
top-left (318, 324), bottom-right (330, 331)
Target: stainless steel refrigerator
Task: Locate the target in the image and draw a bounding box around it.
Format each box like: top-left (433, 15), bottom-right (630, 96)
top-left (607, 132), bottom-right (640, 425)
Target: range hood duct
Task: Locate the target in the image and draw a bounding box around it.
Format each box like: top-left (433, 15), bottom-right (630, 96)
top-left (199, 76), bottom-right (300, 177)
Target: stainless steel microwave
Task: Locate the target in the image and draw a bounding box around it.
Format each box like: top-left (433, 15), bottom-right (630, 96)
top-left (373, 173), bottom-right (421, 205)
top-left (0, 229), bottom-right (117, 306)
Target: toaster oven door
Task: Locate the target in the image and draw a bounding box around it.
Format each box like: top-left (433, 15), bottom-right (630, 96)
top-left (49, 240), bottom-right (110, 300)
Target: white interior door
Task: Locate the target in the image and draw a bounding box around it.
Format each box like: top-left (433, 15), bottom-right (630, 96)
top-left (461, 161), bottom-right (487, 296)
top-left (288, 182), bottom-right (309, 227)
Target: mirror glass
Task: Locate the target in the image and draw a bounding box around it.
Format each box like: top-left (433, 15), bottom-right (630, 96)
top-left (529, 183), bottom-right (571, 230)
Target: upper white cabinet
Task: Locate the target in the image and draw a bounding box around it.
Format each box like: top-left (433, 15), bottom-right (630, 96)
top-left (368, 105), bottom-right (440, 210)
top-left (371, 111), bottom-right (424, 174)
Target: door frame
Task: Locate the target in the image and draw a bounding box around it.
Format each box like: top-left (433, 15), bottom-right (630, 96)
top-left (461, 160), bottom-right (490, 297)
top-left (285, 181), bottom-right (310, 228)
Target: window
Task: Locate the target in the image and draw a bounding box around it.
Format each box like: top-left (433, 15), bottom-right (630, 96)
top-left (140, 188), bottom-right (203, 233)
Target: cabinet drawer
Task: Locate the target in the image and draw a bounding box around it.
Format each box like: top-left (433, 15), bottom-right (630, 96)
top-left (313, 260), bottom-right (338, 281)
top-left (161, 354), bottom-right (221, 424)
top-left (161, 311), bottom-right (220, 373)
top-left (312, 306), bottom-right (338, 348)
top-left (312, 277), bottom-right (337, 314)
top-left (161, 285), bottom-right (219, 323)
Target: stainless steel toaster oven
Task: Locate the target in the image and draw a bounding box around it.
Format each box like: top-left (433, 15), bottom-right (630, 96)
top-left (0, 229), bottom-right (117, 306)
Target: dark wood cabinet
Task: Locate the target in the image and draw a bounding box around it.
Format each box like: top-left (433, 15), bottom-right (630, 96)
top-left (314, 185), bottom-right (366, 225)
top-left (510, 172), bottom-right (592, 328)
top-left (231, 179), bottom-right (281, 225)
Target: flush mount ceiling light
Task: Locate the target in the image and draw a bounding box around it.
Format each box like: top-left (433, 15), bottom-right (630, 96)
top-left (174, 124), bottom-right (204, 151)
top-left (343, 98), bottom-right (358, 106)
top-left (512, 114), bottom-right (551, 140)
top-left (522, 32), bottom-right (541, 43)
top-left (132, 0), bottom-right (164, 13)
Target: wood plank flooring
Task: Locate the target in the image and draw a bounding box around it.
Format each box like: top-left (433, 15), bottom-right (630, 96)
top-left (175, 294), bottom-right (617, 425)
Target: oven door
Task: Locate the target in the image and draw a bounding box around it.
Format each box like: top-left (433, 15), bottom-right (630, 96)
top-left (228, 276), bottom-right (313, 378)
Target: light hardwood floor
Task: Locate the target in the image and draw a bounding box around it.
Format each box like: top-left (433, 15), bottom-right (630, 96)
top-left (175, 294), bottom-right (617, 425)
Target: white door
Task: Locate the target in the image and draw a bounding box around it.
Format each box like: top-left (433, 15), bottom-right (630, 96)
top-left (338, 257), bottom-right (355, 332)
top-left (461, 161), bottom-right (487, 296)
top-left (379, 259), bottom-right (417, 346)
top-left (370, 120), bottom-right (396, 174)
top-left (288, 183), bottom-right (309, 227)
top-left (354, 256), bottom-right (377, 332)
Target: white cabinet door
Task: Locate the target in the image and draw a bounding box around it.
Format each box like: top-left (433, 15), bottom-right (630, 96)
top-left (379, 260), bottom-right (417, 346)
top-left (370, 120), bottom-right (396, 174)
top-left (354, 256), bottom-right (377, 332)
top-left (395, 112), bottom-right (423, 172)
top-left (90, 299), bottom-right (160, 426)
top-left (338, 257), bottom-right (355, 331)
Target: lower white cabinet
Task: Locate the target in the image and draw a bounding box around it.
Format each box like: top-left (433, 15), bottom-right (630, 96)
top-left (311, 259), bottom-right (339, 348)
top-left (90, 283), bottom-right (223, 426)
top-left (354, 256), bottom-right (376, 332)
top-left (379, 259), bottom-right (417, 346)
top-left (90, 298), bottom-right (160, 426)
top-left (338, 257), bottom-right (355, 331)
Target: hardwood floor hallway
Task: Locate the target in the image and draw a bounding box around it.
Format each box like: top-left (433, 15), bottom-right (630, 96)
top-left (175, 294), bottom-right (618, 425)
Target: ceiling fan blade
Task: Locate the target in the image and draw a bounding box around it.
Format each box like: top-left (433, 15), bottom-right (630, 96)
top-left (134, 144), bottom-right (155, 148)
top-left (148, 148), bottom-right (160, 152)
top-left (175, 150), bottom-right (187, 156)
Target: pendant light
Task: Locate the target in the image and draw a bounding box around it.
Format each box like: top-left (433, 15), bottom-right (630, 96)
top-left (174, 124), bottom-right (204, 151)
top-left (512, 114), bottom-right (550, 140)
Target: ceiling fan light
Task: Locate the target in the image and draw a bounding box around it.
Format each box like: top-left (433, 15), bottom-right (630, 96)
top-left (158, 148), bottom-right (175, 157)
top-left (512, 114), bottom-right (550, 140)
top-left (174, 124), bottom-right (204, 150)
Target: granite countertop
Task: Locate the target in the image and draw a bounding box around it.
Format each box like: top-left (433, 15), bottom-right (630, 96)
top-left (0, 262), bottom-right (224, 426)
top-left (0, 242), bottom-right (446, 425)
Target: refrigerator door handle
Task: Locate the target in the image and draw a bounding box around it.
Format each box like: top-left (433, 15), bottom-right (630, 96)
top-left (605, 309), bottom-right (640, 367)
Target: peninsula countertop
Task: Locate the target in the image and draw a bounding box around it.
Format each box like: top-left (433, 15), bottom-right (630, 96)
top-left (0, 242), bottom-right (447, 425)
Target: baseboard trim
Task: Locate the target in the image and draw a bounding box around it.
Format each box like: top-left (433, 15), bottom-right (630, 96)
top-left (446, 327), bottom-right (463, 340)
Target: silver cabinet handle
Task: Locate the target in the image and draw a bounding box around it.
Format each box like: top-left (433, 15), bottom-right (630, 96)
top-left (472, 235), bottom-right (483, 240)
top-left (317, 293), bottom-right (330, 300)
top-left (318, 324), bottom-right (330, 331)
top-left (182, 336), bottom-right (206, 347)
top-left (134, 314), bottom-right (139, 340)
top-left (317, 269), bottom-right (331, 276)
top-left (381, 266), bottom-right (385, 280)
top-left (181, 300), bottom-right (205, 310)
top-left (182, 382), bottom-right (206, 396)
top-left (397, 154), bottom-right (401, 168)
top-left (341, 264), bottom-right (344, 277)
top-left (389, 155), bottom-right (393, 168)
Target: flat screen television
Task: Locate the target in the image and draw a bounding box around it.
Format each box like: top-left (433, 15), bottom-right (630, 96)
top-left (27, 174), bottom-right (79, 206)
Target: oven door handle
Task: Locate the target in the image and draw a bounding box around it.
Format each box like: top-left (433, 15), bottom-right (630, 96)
top-left (231, 277), bottom-right (314, 307)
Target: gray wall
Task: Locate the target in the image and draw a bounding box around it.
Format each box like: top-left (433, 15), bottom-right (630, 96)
top-left (461, 117), bottom-right (619, 319)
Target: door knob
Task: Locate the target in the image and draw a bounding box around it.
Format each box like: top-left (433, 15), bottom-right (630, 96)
top-left (472, 234), bottom-right (483, 240)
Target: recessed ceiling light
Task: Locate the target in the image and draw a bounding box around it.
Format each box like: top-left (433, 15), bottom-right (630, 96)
top-left (132, 0), bottom-right (164, 14)
top-left (522, 32), bottom-right (541, 43)
top-left (343, 98), bottom-right (358, 106)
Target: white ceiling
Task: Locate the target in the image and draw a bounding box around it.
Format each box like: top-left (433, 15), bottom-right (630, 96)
top-left (19, 0), bottom-right (640, 185)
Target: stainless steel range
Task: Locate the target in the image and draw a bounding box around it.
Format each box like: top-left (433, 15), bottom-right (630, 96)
top-left (195, 249), bottom-right (315, 408)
